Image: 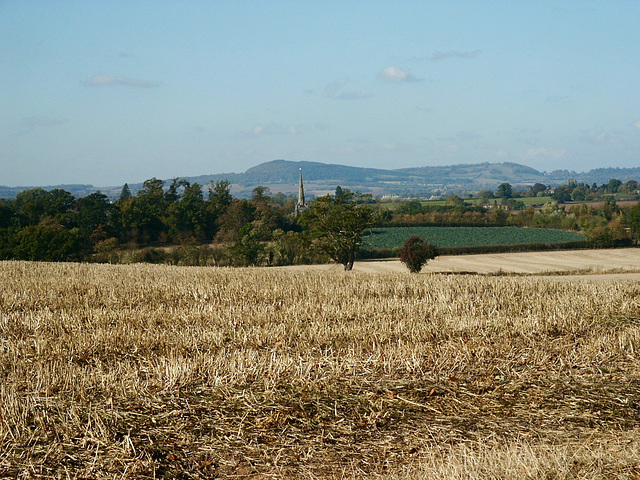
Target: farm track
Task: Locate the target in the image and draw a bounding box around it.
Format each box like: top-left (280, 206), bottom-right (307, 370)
top-left (1, 256), bottom-right (640, 478)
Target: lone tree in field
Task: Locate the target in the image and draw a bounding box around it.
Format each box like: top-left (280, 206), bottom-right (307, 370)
top-left (299, 191), bottom-right (374, 271)
top-left (398, 235), bottom-right (439, 273)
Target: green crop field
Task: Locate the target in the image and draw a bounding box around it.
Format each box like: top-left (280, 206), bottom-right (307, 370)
top-left (362, 226), bottom-right (585, 250)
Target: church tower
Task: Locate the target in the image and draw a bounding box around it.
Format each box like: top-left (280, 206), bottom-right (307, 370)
top-left (295, 168), bottom-right (307, 216)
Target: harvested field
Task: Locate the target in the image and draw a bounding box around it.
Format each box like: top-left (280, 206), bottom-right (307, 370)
top-left (1, 260), bottom-right (640, 478)
top-left (287, 247), bottom-right (640, 276)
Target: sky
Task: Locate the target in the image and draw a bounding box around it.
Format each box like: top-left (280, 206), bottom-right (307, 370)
top-left (1, 1), bottom-right (640, 187)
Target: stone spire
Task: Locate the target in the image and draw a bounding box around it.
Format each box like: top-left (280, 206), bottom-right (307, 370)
top-left (295, 168), bottom-right (307, 216)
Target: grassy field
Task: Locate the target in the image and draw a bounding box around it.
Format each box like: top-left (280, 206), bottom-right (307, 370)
top-left (465, 196), bottom-right (554, 207)
top-left (518, 195), bottom-right (554, 206)
top-left (1, 260), bottom-right (639, 478)
top-left (362, 226), bottom-right (585, 251)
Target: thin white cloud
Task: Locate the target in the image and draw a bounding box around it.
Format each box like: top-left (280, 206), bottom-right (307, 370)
top-left (634, 121), bottom-right (640, 131)
top-left (378, 66), bottom-right (417, 83)
top-left (524, 147), bottom-right (566, 160)
top-left (252, 124), bottom-right (301, 136)
top-left (239, 123), bottom-right (325, 138)
top-left (323, 80), bottom-right (370, 100)
top-left (429, 50), bottom-right (482, 61)
top-left (577, 128), bottom-right (623, 146)
top-left (84, 75), bottom-right (160, 88)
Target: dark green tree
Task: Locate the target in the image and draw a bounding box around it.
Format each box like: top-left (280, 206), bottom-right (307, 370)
top-left (208, 180), bottom-right (233, 207)
top-left (0, 199), bottom-right (14, 229)
top-left (496, 182), bottom-right (513, 199)
top-left (601, 197), bottom-right (618, 221)
top-left (397, 200), bottom-right (424, 215)
top-left (12, 222), bottom-right (86, 261)
top-left (445, 195), bottom-right (465, 207)
top-left (44, 189), bottom-right (75, 219)
top-left (205, 180), bottom-right (233, 239)
top-left (123, 178), bottom-right (166, 243)
top-left (299, 192), bottom-right (374, 271)
top-left (571, 185), bottom-right (588, 202)
top-left (398, 235), bottom-right (439, 273)
top-left (0, 199), bottom-right (16, 259)
top-left (249, 186), bottom-right (290, 241)
top-left (552, 185), bottom-right (572, 203)
top-left (165, 182), bottom-right (206, 242)
top-left (606, 178), bottom-right (622, 194)
top-left (15, 188), bottom-right (49, 226)
top-left (15, 188), bottom-right (75, 227)
top-left (625, 180), bottom-right (638, 193)
top-left (119, 183), bottom-right (132, 201)
top-left (228, 225), bottom-right (264, 266)
top-left (271, 229), bottom-right (309, 265)
top-left (530, 183), bottom-right (547, 196)
top-left (73, 192), bottom-right (112, 238)
top-left (215, 199), bottom-right (255, 242)
top-left (479, 190), bottom-right (494, 201)
top-left (164, 178), bottom-right (188, 204)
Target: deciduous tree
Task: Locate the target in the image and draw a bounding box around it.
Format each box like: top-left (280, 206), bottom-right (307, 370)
top-left (398, 235), bottom-right (439, 273)
top-left (496, 182), bottom-right (513, 199)
top-left (300, 192), bottom-right (374, 271)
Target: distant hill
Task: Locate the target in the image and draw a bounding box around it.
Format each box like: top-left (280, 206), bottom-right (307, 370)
top-left (176, 160), bottom-right (640, 198)
top-left (2, 160), bottom-right (640, 200)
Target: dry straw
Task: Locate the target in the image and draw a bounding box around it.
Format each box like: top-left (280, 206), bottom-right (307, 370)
top-left (1, 260), bottom-right (639, 478)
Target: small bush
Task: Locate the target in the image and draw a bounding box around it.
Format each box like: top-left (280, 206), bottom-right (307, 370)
top-left (398, 235), bottom-right (439, 273)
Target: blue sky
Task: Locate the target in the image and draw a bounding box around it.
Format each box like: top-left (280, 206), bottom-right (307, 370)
top-left (1, 1), bottom-right (639, 187)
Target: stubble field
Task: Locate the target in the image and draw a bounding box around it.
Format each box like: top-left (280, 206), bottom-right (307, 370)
top-left (1, 255), bottom-right (640, 478)
top-left (287, 247), bottom-right (640, 276)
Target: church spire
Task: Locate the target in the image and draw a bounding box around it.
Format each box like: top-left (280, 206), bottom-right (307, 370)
top-left (295, 168), bottom-right (307, 216)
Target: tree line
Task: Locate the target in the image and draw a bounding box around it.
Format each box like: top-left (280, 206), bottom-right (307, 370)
top-left (0, 177), bottom-right (639, 268)
top-left (477, 179), bottom-right (639, 203)
top-left (0, 179), bottom-right (296, 264)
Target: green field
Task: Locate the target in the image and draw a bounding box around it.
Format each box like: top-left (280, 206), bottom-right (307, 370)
top-left (362, 226), bottom-right (585, 250)
top-left (469, 196), bottom-right (554, 206)
top-left (519, 196), bottom-right (554, 205)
